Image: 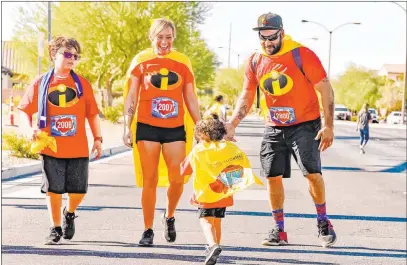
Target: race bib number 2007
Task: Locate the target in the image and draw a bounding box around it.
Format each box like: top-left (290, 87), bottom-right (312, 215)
top-left (51, 115), bottom-right (77, 136)
top-left (152, 97), bottom-right (179, 118)
top-left (269, 107), bottom-right (296, 125)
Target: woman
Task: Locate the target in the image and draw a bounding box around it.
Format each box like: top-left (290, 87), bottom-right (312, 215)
top-left (356, 103), bottom-right (372, 154)
top-left (123, 18), bottom-right (201, 246)
top-left (18, 36), bottom-right (102, 244)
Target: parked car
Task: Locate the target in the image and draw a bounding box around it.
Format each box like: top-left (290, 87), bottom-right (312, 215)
top-left (334, 105), bottom-right (352, 120)
top-left (368, 108), bottom-right (379, 123)
top-left (386, 111), bottom-right (405, 124)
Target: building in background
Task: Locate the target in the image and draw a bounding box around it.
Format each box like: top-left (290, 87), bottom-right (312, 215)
top-left (377, 64), bottom-right (405, 86)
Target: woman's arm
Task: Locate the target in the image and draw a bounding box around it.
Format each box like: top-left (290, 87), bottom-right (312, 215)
top-left (123, 76), bottom-right (140, 147)
top-left (183, 83), bottom-right (201, 124)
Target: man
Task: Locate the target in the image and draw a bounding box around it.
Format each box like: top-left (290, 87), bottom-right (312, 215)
top-left (224, 13), bottom-right (337, 247)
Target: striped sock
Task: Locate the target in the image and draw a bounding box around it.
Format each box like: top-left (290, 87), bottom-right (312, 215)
top-left (272, 209), bottom-right (284, 231)
top-left (315, 202), bottom-right (328, 222)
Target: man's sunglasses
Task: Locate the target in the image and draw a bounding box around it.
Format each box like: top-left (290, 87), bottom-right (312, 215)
top-left (59, 51), bottom-right (81, 60)
top-left (259, 30), bottom-right (281, 41)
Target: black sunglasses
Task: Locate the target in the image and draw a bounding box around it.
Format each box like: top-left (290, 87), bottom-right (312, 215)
top-left (259, 30), bottom-right (281, 41)
top-left (59, 51), bottom-right (81, 60)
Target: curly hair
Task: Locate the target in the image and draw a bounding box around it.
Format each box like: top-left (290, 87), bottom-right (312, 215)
top-left (195, 113), bottom-right (226, 142)
top-left (48, 36), bottom-right (81, 62)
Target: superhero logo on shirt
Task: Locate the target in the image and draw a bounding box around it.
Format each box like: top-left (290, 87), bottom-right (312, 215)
top-left (259, 70), bottom-right (294, 96)
top-left (210, 165), bottom-right (244, 194)
top-left (145, 67), bottom-right (182, 91)
top-left (48, 84), bottom-right (79, 108)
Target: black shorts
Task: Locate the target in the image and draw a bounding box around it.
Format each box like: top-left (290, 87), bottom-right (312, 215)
top-left (136, 122), bottom-right (186, 144)
top-left (198, 207), bottom-right (226, 219)
top-left (260, 118), bottom-right (322, 178)
top-left (41, 155), bottom-right (89, 194)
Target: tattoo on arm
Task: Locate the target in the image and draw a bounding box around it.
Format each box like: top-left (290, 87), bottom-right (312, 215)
top-left (328, 101), bottom-right (334, 119)
top-left (321, 77), bottom-right (329, 83)
top-left (237, 104), bottom-right (248, 120)
top-left (128, 101), bottom-right (135, 116)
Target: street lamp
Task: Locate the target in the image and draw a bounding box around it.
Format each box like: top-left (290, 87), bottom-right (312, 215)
top-left (218, 46), bottom-right (241, 70)
top-left (301, 20), bottom-right (361, 79)
top-left (299, 37), bottom-right (319, 42)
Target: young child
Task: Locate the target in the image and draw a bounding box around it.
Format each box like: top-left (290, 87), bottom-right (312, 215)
top-left (181, 114), bottom-right (260, 265)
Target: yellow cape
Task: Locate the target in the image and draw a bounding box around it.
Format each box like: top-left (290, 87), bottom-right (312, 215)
top-left (190, 141), bottom-right (263, 203)
top-left (124, 48), bottom-right (195, 187)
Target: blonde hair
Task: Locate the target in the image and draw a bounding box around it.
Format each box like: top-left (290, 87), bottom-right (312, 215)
top-left (149, 18), bottom-right (176, 41)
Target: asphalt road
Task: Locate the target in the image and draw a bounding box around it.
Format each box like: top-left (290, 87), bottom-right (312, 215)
top-left (2, 117), bottom-right (406, 265)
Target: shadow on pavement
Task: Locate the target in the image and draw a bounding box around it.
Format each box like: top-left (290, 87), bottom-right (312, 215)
top-left (3, 244), bottom-right (406, 261)
top-left (1, 245), bottom-right (341, 264)
top-left (2, 203), bottom-right (406, 222)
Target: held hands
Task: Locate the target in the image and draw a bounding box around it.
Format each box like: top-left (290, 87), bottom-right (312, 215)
top-left (315, 126), bottom-right (334, 152)
top-left (223, 122), bottom-right (237, 142)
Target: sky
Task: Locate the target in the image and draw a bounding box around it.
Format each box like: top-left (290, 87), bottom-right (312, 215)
top-left (2, 1), bottom-right (406, 78)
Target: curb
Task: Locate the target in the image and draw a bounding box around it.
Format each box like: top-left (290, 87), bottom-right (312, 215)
top-left (1, 145), bottom-right (131, 181)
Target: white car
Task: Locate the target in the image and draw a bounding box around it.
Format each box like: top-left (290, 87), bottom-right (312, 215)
top-left (368, 108), bottom-right (379, 123)
top-left (386, 111), bottom-right (405, 124)
top-left (334, 105), bottom-right (352, 121)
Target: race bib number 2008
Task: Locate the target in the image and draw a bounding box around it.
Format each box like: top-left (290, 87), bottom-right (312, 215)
top-left (152, 97), bottom-right (179, 118)
top-left (51, 115), bottom-right (77, 136)
top-left (269, 107), bottom-right (296, 125)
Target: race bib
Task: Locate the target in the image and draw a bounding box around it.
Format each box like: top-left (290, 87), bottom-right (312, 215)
top-left (152, 97), bottom-right (178, 118)
top-left (51, 115), bottom-right (77, 136)
top-left (269, 107), bottom-right (296, 125)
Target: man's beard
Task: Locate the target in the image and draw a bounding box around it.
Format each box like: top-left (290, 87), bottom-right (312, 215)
top-left (264, 39), bottom-right (283, 55)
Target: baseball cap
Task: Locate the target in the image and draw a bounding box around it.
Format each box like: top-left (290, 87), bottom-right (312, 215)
top-left (253, 13), bottom-right (283, 31)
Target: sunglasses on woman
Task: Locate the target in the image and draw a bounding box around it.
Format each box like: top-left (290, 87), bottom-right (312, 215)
top-left (258, 30), bottom-right (281, 41)
top-left (59, 51), bottom-right (81, 60)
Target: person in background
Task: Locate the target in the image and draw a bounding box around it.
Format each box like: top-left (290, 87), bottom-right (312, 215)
top-left (356, 103), bottom-right (372, 154)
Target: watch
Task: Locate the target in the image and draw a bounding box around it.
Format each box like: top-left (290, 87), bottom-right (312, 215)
top-left (94, 136), bottom-right (103, 143)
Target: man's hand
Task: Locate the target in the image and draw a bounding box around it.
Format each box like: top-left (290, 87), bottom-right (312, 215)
top-left (224, 122), bottom-right (237, 142)
top-left (123, 127), bottom-right (133, 148)
top-left (91, 140), bottom-right (102, 159)
top-left (315, 126), bottom-right (334, 152)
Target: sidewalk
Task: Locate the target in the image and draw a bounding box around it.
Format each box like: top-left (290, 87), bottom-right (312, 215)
top-left (1, 108), bottom-right (129, 179)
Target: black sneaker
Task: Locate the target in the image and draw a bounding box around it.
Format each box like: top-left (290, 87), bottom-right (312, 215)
top-left (62, 207), bottom-right (78, 240)
top-left (139, 229), bottom-right (154, 246)
top-left (204, 244), bottom-right (222, 265)
top-left (318, 220), bottom-right (337, 247)
top-left (45, 227), bottom-right (63, 245)
top-left (261, 226), bottom-right (288, 246)
top-left (161, 212), bottom-right (176, 242)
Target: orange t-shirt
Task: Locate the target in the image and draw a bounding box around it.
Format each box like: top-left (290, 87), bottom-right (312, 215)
top-left (18, 74), bottom-right (99, 158)
top-left (131, 54), bottom-right (195, 128)
top-left (245, 47), bottom-right (326, 126)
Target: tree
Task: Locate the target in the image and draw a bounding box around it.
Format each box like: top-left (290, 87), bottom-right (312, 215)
top-left (332, 64), bottom-right (384, 111)
top-left (213, 67), bottom-right (244, 109)
top-left (12, 2), bottom-right (217, 106)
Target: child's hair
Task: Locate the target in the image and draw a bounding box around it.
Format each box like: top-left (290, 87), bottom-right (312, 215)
top-left (195, 113), bottom-right (226, 141)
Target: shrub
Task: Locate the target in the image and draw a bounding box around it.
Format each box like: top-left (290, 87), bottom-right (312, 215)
top-left (102, 103), bottom-right (123, 123)
top-left (2, 132), bottom-right (39, 159)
